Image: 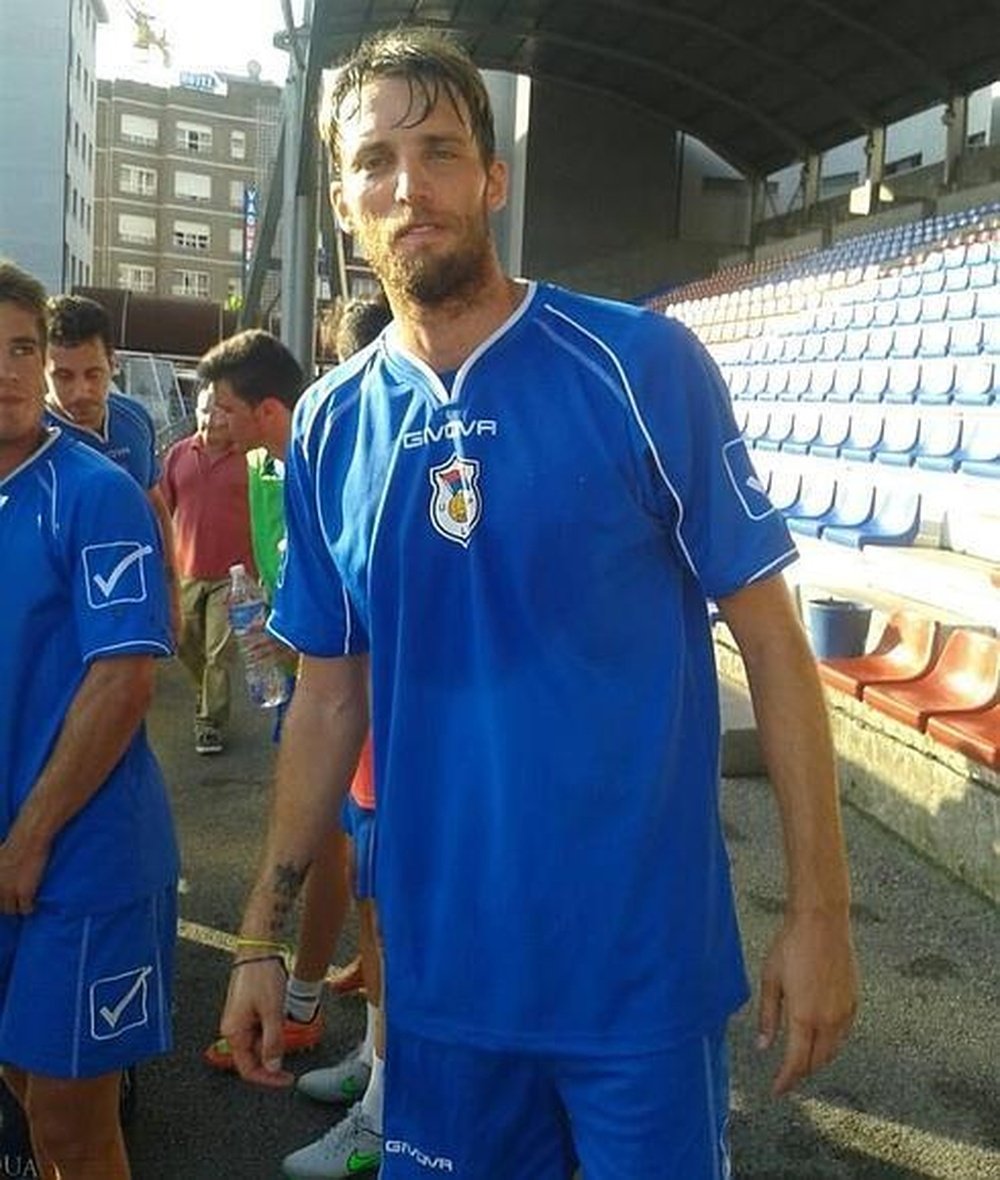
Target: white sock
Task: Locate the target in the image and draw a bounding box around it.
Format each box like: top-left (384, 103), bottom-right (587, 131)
top-left (285, 976), bottom-right (322, 1023)
top-left (358, 1002), bottom-right (377, 1064)
top-left (361, 1052), bottom-right (384, 1133)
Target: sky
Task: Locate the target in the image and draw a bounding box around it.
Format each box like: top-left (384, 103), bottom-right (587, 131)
top-left (96, 0), bottom-right (296, 85)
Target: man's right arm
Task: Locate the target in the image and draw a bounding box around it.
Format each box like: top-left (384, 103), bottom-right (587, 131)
top-left (221, 651), bottom-right (369, 1086)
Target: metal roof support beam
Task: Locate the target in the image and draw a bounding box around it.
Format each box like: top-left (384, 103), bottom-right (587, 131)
top-left (865, 126), bottom-right (886, 214)
top-left (240, 126), bottom-right (284, 329)
top-left (943, 97), bottom-right (968, 191)
top-left (748, 175), bottom-right (767, 248)
top-left (280, 62), bottom-right (318, 375)
top-left (802, 153), bottom-right (822, 211)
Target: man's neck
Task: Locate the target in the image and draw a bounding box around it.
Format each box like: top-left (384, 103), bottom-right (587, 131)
top-left (0, 426), bottom-right (50, 480)
top-left (391, 269), bottom-right (525, 373)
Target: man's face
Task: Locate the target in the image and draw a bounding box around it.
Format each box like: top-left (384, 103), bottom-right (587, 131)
top-left (332, 76), bottom-right (507, 306)
top-left (195, 386), bottom-right (232, 449)
top-left (0, 301), bottom-right (46, 472)
top-left (211, 378), bottom-right (264, 451)
top-left (46, 336), bottom-right (114, 431)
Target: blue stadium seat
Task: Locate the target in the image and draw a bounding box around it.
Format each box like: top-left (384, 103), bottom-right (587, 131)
top-left (755, 406), bottom-right (794, 450)
top-left (851, 302), bottom-right (875, 328)
top-left (743, 405), bottom-right (771, 446)
top-left (822, 489), bottom-right (921, 549)
top-left (767, 469), bottom-right (802, 512)
top-left (983, 320), bottom-right (1000, 356)
top-left (867, 327), bottom-right (893, 359)
top-left (873, 300), bottom-right (898, 327)
top-left (904, 271), bottom-right (926, 297)
top-left (782, 475), bottom-right (838, 531)
top-left (913, 416), bottom-right (963, 471)
top-left (980, 287), bottom-right (1000, 317)
top-left (920, 292), bottom-right (948, 321)
top-left (748, 366), bottom-right (769, 397)
top-left (808, 361), bottom-right (836, 401)
top-left (782, 406), bottom-right (822, 454)
top-left (886, 360), bottom-right (921, 404)
top-left (916, 358), bottom-right (956, 405)
top-left (950, 320), bottom-right (983, 357)
top-left (873, 412), bottom-right (921, 466)
top-left (783, 335), bottom-right (804, 362)
top-left (787, 480), bottom-right (876, 539)
top-left (957, 417), bottom-right (1000, 478)
top-left (768, 364), bottom-right (791, 398)
top-left (809, 410), bottom-right (853, 459)
top-left (944, 266), bottom-right (969, 293)
top-left (727, 367), bottom-right (750, 399)
top-left (948, 289), bottom-right (978, 319)
top-left (896, 296), bottom-right (922, 325)
top-left (839, 414), bottom-right (885, 462)
top-left (822, 330), bottom-right (846, 360)
top-left (843, 329), bottom-right (869, 361)
top-left (801, 333), bottom-right (824, 362)
top-left (969, 261), bottom-right (996, 289)
top-left (921, 322), bottom-right (950, 357)
top-left (943, 244), bottom-right (967, 269)
top-left (892, 324), bottom-right (922, 359)
top-left (787, 364), bottom-right (811, 400)
top-left (857, 359), bottom-right (888, 402)
top-left (966, 241), bottom-right (990, 266)
top-left (953, 358), bottom-right (995, 406)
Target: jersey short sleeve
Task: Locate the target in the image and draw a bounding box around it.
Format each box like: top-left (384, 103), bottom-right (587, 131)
top-left (628, 316), bottom-right (796, 599)
top-left (70, 463), bottom-right (172, 662)
top-left (267, 392), bottom-right (369, 657)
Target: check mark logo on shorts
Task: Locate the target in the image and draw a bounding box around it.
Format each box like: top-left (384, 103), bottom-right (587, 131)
top-left (347, 1150), bottom-right (380, 1173)
top-left (99, 967), bottom-right (152, 1029)
top-left (92, 545), bottom-right (153, 597)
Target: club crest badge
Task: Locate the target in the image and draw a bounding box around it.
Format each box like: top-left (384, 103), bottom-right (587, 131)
top-left (428, 454), bottom-right (482, 547)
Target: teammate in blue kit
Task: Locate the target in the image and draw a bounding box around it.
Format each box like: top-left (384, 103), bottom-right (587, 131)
top-left (0, 261), bottom-right (178, 1179)
top-left (222, 30), bottom-right (858, 1179)
top-left (44, 294), bottom-right (180, 635)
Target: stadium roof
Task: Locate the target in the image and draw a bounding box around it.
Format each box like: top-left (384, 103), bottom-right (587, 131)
top-left (306, 0), bottom-right (1000, 177)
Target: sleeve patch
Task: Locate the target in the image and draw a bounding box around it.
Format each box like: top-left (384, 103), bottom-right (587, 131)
top-left (721, 439), bottom-right (775, 522)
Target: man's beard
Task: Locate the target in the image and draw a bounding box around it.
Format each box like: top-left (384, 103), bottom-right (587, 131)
top-left (357, 208), bottom-right (494, 308)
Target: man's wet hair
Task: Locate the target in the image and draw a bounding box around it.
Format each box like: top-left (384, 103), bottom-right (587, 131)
top-left (46, 294), bottom-right (115, 355)
top-left (0, 260), bottom-right (48, 347)
top-left (321, 27), bottom-right (496, 173)
top-left (197, 329), bottom-right (305, 412)
top-left (335, 297), bottom-right (392, 361)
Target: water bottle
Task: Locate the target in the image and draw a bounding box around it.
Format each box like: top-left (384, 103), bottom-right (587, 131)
top-left (227, 563), bottom-right (291, 709)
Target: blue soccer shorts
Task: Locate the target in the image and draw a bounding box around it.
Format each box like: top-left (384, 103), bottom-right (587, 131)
top-left (340, 795), bottom-right (376, 900)
top-left (0, 885), bottom-right (176, 1079)
top-left (383, 1021), bottom-right (731, 1179)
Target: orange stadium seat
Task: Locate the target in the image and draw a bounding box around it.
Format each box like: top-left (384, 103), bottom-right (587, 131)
top-left (926, 704), bottom-right (1000, 768)
top-left (862, 629), bottom-right (1000, 730)
top-left (819, 609), bottom-right (940, 699)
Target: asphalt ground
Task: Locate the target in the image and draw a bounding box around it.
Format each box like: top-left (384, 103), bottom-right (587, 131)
top-left (110, 659), bottom-right (1000, 1177)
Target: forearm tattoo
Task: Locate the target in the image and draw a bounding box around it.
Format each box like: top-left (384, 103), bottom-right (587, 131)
top-left (267, 860), bottom-right (309, 939)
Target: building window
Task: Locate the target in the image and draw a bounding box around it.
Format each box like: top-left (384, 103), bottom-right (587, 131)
top-left (118, 212), bottom-right (157, 245)
top-left (118, 264), bottom-right (156, 293)
top-left (227, 276), bottom-right (243, 299)
top-left (228, 227), bottom-right (244, 255)
top-left (172, 219), bottom-right (210, 251)
top-left (120, 164), bottom-right (157, 196)
top-left (121, 113), bottom-right (159, 146)
top-left (174, 171), bottom-right (212, 202)
top-left (172, 269), bottom-right (211, 298)
top-left (176, 121), bottom-right (213, 154)
top-left (230, 179), bottom-right (245, 209)
top-left (230, 130), bottom-right (247, 160)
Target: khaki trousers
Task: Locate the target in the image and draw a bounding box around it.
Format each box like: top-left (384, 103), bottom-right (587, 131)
top-left (176, 576), bottom-right (234, 731)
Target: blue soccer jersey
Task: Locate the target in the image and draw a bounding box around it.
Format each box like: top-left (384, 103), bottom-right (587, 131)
top-left (272, 283), bottom-right (797, 1053)
top-left (0, 430), bottom-right (179, 913)
top-left (45, 390), bottom-right (161, 489)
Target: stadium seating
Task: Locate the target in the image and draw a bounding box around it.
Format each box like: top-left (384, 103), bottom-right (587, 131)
top-left (862, 630), bottom-right (1000, 730)
top-left (822, 488), bottom-right (921, 549)
top-left (787, 480), bottom-right (875, 539)
top-left (818, 609), bottom-right (941, 698)
top-left (925, 703), bottom-right (1000, 769)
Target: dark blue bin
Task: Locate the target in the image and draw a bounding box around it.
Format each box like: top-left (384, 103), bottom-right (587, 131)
top-left (805, 598), bottom-right (872, 659)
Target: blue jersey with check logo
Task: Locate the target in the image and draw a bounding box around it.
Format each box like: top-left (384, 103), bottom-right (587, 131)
top-left (271, 282), bottom-right (796, 1053)
top-left (0, 430), bottom-right (178, 913)
top-left (45, 390), bottom-right (161, 489)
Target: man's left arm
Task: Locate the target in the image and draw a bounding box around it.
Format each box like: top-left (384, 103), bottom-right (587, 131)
top-left (0, 655), bottom-right (155, 915)
top-left (717, 574), bottom-right (859, 1096)
top-left (148, 485), bottom-right (181, 640)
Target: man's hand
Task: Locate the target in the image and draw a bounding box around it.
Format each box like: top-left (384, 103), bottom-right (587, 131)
top-left (219, 958), bottom-right (294, 1088)
top-left (0, 833), bottom-right (50, 915)
top-left (757, 908), bottom-right (859, 1096)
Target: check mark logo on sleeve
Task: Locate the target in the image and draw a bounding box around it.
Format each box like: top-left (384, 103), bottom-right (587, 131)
top-left (99, 967), bottom-right (152, 1029)
top-left (92, 544), bottom-right (154, 598)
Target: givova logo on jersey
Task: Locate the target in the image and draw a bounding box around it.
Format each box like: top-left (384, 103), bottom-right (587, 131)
top-left (429, 454), bottom-right (482, 547)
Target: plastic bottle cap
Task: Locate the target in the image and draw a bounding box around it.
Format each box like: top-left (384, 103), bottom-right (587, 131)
top-left (229, 563), bottom-right (246, 576)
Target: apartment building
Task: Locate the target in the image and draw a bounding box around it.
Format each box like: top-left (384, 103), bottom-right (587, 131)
top-left (94, 70), bottom-right (281, 304)
top-left (0, 0), bottom-right (106, 292)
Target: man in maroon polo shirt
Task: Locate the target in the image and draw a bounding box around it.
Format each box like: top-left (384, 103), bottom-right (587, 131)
top-left (160, 386), bottom-right (255, 754)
